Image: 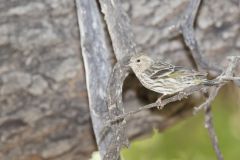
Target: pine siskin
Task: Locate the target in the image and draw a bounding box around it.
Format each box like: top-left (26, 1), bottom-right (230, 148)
top-left (129, 54), bottom-right (213, 106)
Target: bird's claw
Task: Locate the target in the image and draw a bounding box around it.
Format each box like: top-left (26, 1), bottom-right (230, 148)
top-left (156, 97), bottom-right (164, 110)
top-left (178, 91), bottom-right (187, 100)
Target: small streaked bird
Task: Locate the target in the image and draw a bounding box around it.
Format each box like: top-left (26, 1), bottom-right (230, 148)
top-left (129, 54), bottom-right (214, 107)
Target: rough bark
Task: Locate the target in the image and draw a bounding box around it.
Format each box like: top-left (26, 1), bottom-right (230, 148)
top-left (0, 0), bottom-right (239, 160)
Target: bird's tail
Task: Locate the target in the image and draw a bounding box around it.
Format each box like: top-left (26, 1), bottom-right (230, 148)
top-left (202, 74), bottom-right (233, 86)
top-left (203, 75), bottom-right (240, 86)
top-left (202, 79), bottom-right (220, 86)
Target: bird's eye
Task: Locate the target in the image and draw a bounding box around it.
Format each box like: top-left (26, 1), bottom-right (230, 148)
top-left (136, 59), bottom-right (141, 63)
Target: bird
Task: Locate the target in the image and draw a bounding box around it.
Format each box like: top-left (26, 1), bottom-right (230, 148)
top-left (128, 54), bottom-right (214, 108)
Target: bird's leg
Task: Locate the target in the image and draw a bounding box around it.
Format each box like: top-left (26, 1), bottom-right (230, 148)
top-left (156, 95), bottom-right (165, 110)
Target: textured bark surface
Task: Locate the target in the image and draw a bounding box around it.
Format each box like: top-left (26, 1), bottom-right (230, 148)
top-left (0, 1), bottom-right (94, 160)
top-left (0, 0), bottom-right (239, 159)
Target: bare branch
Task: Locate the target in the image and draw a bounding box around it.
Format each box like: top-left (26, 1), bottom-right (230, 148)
top-left (193, 86), bottom-right (222, 113)
top-left (196, 91), bottom-right (223, 160)
top-left (167, 0), bottom-right (222, 74)
top-left (178, 1), bottom-right (239, 159)
top-left (205, 105), bottom-right (224, 160)
top-left (180, 0), bottom-right (222, 73)
top-left (177, 1), bottom-right (239, 159)
top-left (194, 56), bottom-right (240, 111)
top-left (102, 63), bottom-right (130, 160)
top-left (98, 0), bottom-right (137, 60)
top-left (75, 0), bottom-right (115, 159)
top-left (193, 56), bottom-right (240, 160)
top-left (98, 0), bottom-right (138, 159)
top-left (108, 84), bottom-right (207, 124)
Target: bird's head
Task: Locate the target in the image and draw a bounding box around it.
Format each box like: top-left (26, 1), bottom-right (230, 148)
top-left (129, 54), bottom-right (154, 74)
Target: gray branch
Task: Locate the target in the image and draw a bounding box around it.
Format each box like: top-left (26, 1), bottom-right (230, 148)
top-left (98, 0), bottom-right (137, 60)
top-left (195, 57), bottom-right (240, 160)
top-left (98, 0), bottom-right (138, 159)
top-left (75, 0), bottom-right (115, 159)
top-left (194, 56), bottom-right (240, 112)
top-left (171, 0), bottom-right (222, 74)
top-left (108, 84), bottom-right (207, 124)
top-left (177, 1), bottom-right (223, 159)
top-left (205, 106), bottom-right (224, 160)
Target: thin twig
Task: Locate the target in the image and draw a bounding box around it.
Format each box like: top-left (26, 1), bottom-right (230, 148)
top-left (180, 0), bottom-right (222, 73)
top-left (193, 85), bottom-right (223, 113)
top-left (205, 105), bottom-right (224, 160)
top-left (167, 0), bottom-right (222, 74)
top-left (179, 1), bottom-right (238, 159)
top-left (108, 84), bottom-right (207, 124)
top-left (193, 56), bottom-right (240, 160)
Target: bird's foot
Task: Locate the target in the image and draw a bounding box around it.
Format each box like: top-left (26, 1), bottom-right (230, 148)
top-left (178, 91), bottom-right (187, 100)
top-left (156, 96), bottom-right (164, 110)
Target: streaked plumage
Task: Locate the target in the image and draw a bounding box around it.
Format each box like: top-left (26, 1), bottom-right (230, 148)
top-left (129, 54), bottom-right (211, 96)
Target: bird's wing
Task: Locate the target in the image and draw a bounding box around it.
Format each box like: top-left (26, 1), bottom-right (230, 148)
top-left (167, 66), bottom-right (208, 81)
top-left (148, 63), bottom-right (175, 79)
top-left (174, 66), bottom-right (207, 76)
top-left (149, 65), bottom-right (207, 80)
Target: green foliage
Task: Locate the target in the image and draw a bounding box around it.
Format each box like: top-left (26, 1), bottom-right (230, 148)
top-left (89, 151), bottom-right (101, 160)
